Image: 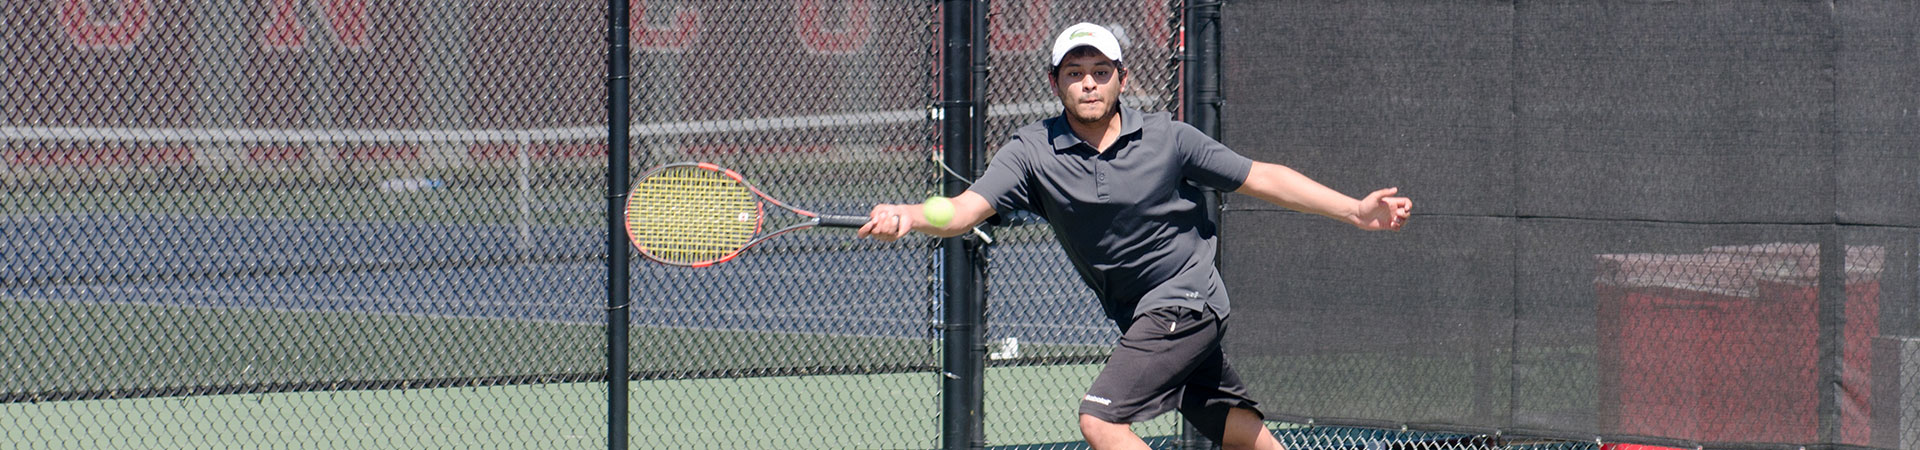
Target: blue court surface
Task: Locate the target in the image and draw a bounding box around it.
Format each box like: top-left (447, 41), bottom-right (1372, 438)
top-left (3, 213), bottom-right (1113, 347)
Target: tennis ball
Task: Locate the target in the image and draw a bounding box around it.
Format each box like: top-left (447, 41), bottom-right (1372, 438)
top-left (922, 196), bottom-right (955, 227)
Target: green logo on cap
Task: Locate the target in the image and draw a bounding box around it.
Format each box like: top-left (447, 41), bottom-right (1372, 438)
top-left (1071, 31), bottom-right (1096, 39)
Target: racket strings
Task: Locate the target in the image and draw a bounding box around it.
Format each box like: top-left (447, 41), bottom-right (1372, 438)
top-left (628, 167), bottom-right (760, 264)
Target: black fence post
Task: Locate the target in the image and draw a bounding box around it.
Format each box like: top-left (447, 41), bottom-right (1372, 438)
top-left (943, 0), bottom-right (988, 448)
top-left (1183, 1), bottom-right (1225, 449)
top-left (605, 0), bottom-right (631, 447)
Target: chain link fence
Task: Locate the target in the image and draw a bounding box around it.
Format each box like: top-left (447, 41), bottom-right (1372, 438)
top-left (2, 0), bottom-right (945, 448)
top-left (4, 0), bottom-right (608, 447)
top-left (621, 1), bottom-right (943, 448)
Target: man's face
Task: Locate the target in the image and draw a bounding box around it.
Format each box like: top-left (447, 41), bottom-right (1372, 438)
top-left (1050, 52), bottom-right (1126, 124)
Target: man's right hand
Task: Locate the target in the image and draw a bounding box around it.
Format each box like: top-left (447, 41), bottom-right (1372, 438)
top-left (855, 191), bottom-right (995, 241)
top-left (855, 204), bottom-right (918, 242)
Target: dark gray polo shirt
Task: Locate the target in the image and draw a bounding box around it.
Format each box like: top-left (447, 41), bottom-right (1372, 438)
top-left (969, 107), bottom-right (1254, 330)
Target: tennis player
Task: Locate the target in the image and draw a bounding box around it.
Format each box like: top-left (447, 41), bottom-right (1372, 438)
top-left (858, 22), bottom-right (1411, 450)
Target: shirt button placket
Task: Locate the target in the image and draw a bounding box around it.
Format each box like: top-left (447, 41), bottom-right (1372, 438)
top-left (1096, 161), bottom-right (1109, 201)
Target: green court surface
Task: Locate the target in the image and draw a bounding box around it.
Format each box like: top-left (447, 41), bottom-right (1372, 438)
top-left (0, 298), bottom-right (942, 395)
top-left (3, 365), bottom-right (1176, 449)
top-left (2, 298), bottom-right (1110, 395)
top-left (3, 298), bottom-right (1143, 448)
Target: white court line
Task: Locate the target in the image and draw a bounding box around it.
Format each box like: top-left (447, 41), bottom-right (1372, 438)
top-left (8, 287), bottom-right (601, 326)
top-left (22, 284), bottom-right (942, 328)
top-left (56, 284), bottom-right (583, 309)
top-left (0, 96), bottom-right (1156, 143)
top-left (630, 305), bottom-right (930, 328)
top-left (13, 283), bottom-right (1110, 343)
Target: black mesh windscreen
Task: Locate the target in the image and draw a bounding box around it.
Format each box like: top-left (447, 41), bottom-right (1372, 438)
top-left (1220, 1), bottom-right (1919, 449)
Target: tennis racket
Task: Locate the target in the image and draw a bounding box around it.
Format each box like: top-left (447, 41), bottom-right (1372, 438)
top-left (623, 162), bottom-right (874, 267)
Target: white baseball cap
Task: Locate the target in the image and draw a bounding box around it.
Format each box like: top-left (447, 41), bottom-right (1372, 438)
top-left (1050, 23), bottom-right (1123, 66)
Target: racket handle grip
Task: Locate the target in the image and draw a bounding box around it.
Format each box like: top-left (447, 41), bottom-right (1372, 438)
top-left (816, 214), bottom-right (871, 228)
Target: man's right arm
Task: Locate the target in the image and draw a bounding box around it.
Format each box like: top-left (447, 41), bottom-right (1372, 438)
top-left (859, 133), bottom-right (1031, 242)
top-left (855, 191), bottom-right (997, 242)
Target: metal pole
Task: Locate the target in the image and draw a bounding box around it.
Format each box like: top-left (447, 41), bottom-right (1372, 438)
top-left (942, 0), bottom-right (986, 448)
top-left (967, 0), bottom-right (991, 447)
top-left (605, 0), bottom-right (632, 447)
top-left (1185, 0), bottom-right (1224, 138)
top-left (1182, 1), bottom-right (1225, 449)
top-left (1815, 225), bottom-right (1846, 443)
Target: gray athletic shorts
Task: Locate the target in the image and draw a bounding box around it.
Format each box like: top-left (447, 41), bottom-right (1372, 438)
top-left (1079, 306), bottom-right (1263, 442)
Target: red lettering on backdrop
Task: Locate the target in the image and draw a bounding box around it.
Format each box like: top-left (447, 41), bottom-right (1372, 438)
top-left (631, 0), bottom-right (700, 51)
top-left (58, 0), bottom-right (151, 48)
top-left (989, 0), bottom-right (1049, 52)
top-left (1139, 0), bottom-right (1170, 46)
top-left (261, 0), bottom-right (370, 50)
top-left (795, 0), bottom-right (870, 54)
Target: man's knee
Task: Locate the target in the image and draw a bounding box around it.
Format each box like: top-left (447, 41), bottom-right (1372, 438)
top-left (1079, 413), bottom-right (1130, 437)
top-left (1217, 407), bottom-right (1282, 450)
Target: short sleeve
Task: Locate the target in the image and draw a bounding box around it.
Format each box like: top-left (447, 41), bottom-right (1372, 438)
top-left (1176, 123), bottom-right (1254, 191)
top-left (966, 136), bottom-right (1036, 218)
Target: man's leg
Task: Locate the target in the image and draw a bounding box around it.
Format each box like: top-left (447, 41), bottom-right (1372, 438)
top-left (1217, 407), bottom-right (1285, 450)
top-left (1079, 414), bottom-right (1152, 450)
top-left (1172, 309), bottom-right (1281, 450)
top-left (1080, 308), bottom-right (1217, 449)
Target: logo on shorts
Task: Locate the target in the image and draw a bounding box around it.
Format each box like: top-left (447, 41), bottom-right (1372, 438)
top-left (1083, 394), bottom-right (1113, 406)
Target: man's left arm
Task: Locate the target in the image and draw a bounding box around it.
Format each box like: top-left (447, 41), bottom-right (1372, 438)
top-left (1233, 161), bottom-right (1411, 231)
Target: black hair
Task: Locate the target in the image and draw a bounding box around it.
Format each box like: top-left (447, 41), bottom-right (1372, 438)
top-left (1049, 46), bottom-right (1125, 78)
